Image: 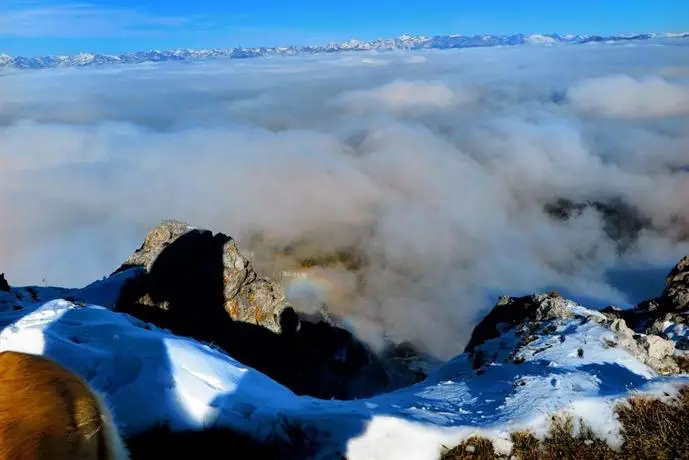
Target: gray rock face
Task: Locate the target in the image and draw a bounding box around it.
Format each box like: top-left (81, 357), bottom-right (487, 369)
top-left (602, 255), bottom-right (689, 333)
top-left (114, 220), bottom-right (292, 334)
top-left (609, 319), bottom-right (679, 374)
top-left (115, 220), bottom-right (193, 273)
top-left (113, 220), bottom-right (392, 400)
top-left (464, 292), bottom-right (578, 354)
top-left (663, 256), bottom-right (689, 311)
top-left (532, 293), bottom-right (576, 322)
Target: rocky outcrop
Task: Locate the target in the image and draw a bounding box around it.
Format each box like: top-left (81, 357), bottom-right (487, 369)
top-left (464, 292), bottom-right (579, 354)
top-left (466, 291), bottom-right (681, 375)
top-left (114, 220), bottom-right (193, 273)
top-left (609, 318), bottom-right (678, 374)
top-left (113, 220), bottom-right (293, 334)
top-left (664, 256), bottom-right (689, 311)
top-left (113, 221), bottom-right (392, 400)
top-left (0, 274), bottom-right (9, 293)
top-left (602, 256), bottom-right (689, 336)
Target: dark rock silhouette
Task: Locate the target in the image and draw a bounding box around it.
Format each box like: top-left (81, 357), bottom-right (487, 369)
top-left (114, 221), bottom-right (390, 400)
top-left (113, 220), bottom-right (291, 334)
top-left (0, 274), bottom-right (9, 292)
top-left (544, 197), bottom-right (651, 253)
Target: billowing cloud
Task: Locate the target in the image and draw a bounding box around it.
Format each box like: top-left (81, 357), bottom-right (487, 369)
top-left (2, 43), bottom-right (689, 359)
top-left (568, 75), bottom-right (689, 118)
top-left (336, 80), bottom-right (476, 115)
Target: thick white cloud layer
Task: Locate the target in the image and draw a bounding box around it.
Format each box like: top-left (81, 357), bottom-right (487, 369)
top-left (568, 75), bottom-right (689, 118)
top-left (2, 42), bottom-right (689, 358)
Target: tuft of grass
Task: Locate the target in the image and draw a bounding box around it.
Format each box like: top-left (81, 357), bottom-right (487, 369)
top-left (440, 385), bottom-right (689, 460)
top-left (510, 431), bottom-right (540, 460)
top-left (540, 416), bottom-right (619, 460)
top-left (616, 386), bottom-right (689, 459)
top-left (441, 436), bottom-right (496, 460)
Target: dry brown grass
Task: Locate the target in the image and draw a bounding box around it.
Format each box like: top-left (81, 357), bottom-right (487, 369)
top-left (616, 386), bottom-right (689, 459)
top-left (673, 354), bottom-right (689, 373)
top-left (440, 436), bottom-right (497, 460)
top-left (441, 385), bottom-right (689, 460)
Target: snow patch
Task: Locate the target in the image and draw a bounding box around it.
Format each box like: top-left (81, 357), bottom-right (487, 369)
top-left (1, 282), bottom-right (688, 459)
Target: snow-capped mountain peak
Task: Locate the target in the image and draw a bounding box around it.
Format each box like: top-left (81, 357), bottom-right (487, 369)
top-left (2, 31), bottom-right (686, 71)
top-left (525, 33), bottom-right (558, 44)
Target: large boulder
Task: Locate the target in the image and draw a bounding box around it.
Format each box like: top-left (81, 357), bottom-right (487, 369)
top-left (609, 319), bottom-right (679, 374)
top-left (113, 221), bottom-right (391, 400)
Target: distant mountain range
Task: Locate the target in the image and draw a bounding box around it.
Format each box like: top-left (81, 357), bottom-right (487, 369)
top-left (2, 32), bottom-right (688, 71)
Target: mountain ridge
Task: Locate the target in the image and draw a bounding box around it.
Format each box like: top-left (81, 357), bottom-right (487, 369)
top-left (2, 31), bottom-right (688, 71)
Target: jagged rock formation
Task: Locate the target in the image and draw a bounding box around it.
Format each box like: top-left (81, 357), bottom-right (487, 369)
top-left (663, 256), bottom-right (689, 311)
top-left (467, 291), bottom-right (680, 375)
top-left (112, 221), bottom-right (395, 400)
top-left (0, 274), bottom-right (9, 293)
top-left (114, 220), bottom-right (293, 334)
top-left (602, 256), bottom-right (689, 350)
top-left (464, 292), bottom-right (575, 354)
top-left (114, 220), bottom-right (192, 273)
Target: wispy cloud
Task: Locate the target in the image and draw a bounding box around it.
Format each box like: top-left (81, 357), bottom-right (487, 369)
top-left (0, 2), bottom-right (211, 39)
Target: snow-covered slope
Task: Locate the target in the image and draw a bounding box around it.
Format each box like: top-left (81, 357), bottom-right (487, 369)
top-left (2, 32), bottom-right (687, 71)
top-left (1, 278), bottom-right (688, 459)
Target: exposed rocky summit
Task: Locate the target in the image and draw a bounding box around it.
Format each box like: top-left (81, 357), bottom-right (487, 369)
top-left (602, 256), bottom-right (689, 343)
top-left (114, 220), bottom-right (293, 334)
top-left (464, 292), bottom-right (578, 354)
top-left (112, 220), bottom-right (396, 400)
top-left (467, 290), bottom-right (681, 375)
top-left (114, 220), bottom-right (192, 273)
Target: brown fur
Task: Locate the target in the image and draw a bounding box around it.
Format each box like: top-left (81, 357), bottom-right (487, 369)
top-left (0, 351), bottom-right (130, 460)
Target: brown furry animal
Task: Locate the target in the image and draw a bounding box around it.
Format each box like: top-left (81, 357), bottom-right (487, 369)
top-left (0, 351), bottom-right (130, 460)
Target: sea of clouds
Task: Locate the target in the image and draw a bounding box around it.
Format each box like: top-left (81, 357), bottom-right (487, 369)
top-left (2, 40), bottom-right (688, 358)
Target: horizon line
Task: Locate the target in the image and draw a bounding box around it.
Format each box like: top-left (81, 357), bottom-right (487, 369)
top-left (3, 29), bottom-right (689, 59)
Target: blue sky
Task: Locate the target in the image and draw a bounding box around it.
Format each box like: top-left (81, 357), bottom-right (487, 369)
top-left (1, 0), bottom-right (688, 56)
